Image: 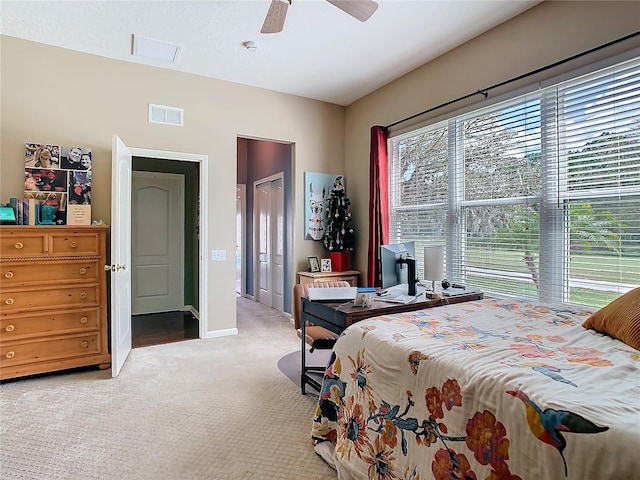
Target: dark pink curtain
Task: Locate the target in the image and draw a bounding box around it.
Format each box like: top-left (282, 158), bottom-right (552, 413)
top-left (367, 125), bottom-right (389, 287)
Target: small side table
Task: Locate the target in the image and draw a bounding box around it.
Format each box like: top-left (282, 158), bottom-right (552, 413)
top-left (297, 270), bottom-right (360, 287)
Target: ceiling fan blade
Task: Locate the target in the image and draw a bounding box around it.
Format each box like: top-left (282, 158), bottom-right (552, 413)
top-left (261, 0), bottom-right (289, 34)
top-left (326, 0), bottom-right (378, 22)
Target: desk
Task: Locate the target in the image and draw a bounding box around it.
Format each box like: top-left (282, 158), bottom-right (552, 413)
top-left (297, 270), bottom-right (359, 287)
top-left (300, 290), bottom-right (483, 393)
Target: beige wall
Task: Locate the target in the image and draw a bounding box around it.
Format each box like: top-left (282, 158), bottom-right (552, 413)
top-left (344, 1), bottom-right (640, 279)
top-left (0, 35), bottom-right (345, 334)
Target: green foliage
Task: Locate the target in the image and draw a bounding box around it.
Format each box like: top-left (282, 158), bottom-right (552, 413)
top-left (568, 204), bottom-right (621, 253)
top-left (492, 203), bottom-right (621, 254)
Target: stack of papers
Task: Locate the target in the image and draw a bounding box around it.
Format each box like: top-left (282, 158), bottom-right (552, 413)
top-left (376, 294), bottom-right (417, 304)
top-left (375, 284), bottom-right (424, 304)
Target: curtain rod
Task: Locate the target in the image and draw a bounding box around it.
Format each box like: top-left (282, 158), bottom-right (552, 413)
top-left (384, 31), bottom-right (640, 130)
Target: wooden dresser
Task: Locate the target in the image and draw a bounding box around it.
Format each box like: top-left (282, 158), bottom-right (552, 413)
top-left (0, 226), bottom-right (111, 380)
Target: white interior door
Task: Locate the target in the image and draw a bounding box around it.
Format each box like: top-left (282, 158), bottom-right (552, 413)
top-left (132, 172), bottom-right (184, 314)
top-left (254, 174), bottom-right (284, 311)
top-left (256, 181), bottom-right (272, 307)
top-left (111, 135), bottom-right (132, 377)
top-left (272, 178), bottom-right (284, 312)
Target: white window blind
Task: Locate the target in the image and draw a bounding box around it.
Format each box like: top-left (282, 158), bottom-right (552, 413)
top-left (555, 59), bottom-right (640, 305)
top-left (389, 125), bottom-right (448, 280)
top-left (389, 56), bottom-right (640, 307)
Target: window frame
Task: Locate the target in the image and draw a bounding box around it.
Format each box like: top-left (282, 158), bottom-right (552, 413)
top-left (388, 55), bottom-right (640, 306)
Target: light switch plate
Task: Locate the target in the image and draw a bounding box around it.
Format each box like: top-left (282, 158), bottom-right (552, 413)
top-left (210, 249), bottom-right (226, 261)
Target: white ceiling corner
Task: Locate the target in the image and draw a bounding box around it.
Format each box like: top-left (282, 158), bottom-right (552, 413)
top-left (0, 0), bottom-right (541, 106)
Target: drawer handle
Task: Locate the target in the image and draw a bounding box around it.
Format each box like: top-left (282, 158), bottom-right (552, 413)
top-left (5, 325), bottom-right (15, 332)
top-left (80, 292), bottom-right (87, 299)
top-left (79, 268), bottom-right (87, 275)
top-left (80, 316), bottom-right (88, 324)
top-left (14, 242), bottom-right (23, 250)
top-left (80, 341), bottom-right (89, 348)
top-left (5, 351), bottom-right (15, 359)
top-left (5, 298), bottom-right (14, 305)
top-left (70, 242), bottom-right (78, 248)
top-left (5, 271), bottom-right (14, 279)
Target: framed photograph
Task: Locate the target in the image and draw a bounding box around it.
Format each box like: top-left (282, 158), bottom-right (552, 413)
top-left (321, 258), bottom-right (332, 272)
top-left (60, 146), bottom-right (92, 171)
top-left (25, 143), bottom-right (60, 169)
top-left (308, 256), bottom-right (320, 273)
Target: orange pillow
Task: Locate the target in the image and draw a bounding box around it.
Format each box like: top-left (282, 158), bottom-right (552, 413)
top-left (583, 287), bottom-right (640, 350)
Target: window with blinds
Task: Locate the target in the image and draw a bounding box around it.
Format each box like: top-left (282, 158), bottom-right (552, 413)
top-left (389, 56), bottom-right (640, 307)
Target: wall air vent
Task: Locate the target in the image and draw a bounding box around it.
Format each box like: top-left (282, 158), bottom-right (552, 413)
top-left (148, 104), bottom-right (184, 126)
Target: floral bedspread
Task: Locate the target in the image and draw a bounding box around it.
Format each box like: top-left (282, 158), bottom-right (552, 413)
top-left (311, 298), bottom-right (640, 480)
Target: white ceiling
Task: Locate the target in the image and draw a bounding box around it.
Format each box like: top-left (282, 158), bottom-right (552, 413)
top-left (0, 0), bottom-right (541, 106)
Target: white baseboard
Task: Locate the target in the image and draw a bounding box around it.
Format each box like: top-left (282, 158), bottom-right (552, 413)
top-left (283, 312), bottom-right (294, 326)
top-left (183, 305), bottom-right (200, 320)
top-left (204, 328), bottom-right (239, 339)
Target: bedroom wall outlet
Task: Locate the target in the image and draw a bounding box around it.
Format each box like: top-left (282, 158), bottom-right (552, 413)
top-left (210, 249), bottom-right (226, 261)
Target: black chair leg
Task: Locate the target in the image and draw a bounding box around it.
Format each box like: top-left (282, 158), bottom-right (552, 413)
top-left (303, 366), bottom-right (323, 392)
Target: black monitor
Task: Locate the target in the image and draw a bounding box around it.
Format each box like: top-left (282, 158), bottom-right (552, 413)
top-left (380, 241), bottom-right (418, 295)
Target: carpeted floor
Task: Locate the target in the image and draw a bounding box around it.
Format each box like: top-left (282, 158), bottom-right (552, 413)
top-left (0, 297), bottom-right (336, 480)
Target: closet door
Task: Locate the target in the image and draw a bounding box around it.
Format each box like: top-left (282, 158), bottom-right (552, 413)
top-left (256, 180), bottom-right (272, 307)
top-left (271, 178), bottom-right (284, 312)
top-left (254, 175), bottom-right (284, 311)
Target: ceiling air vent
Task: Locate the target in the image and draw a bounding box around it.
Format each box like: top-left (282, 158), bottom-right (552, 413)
top-left (148, 104), bottom-right (183, 126)
top-left (133, 35), bottom-right (181, 63)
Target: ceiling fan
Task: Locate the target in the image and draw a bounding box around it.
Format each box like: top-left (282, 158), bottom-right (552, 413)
top-left (261, 0), bottom-right (379, 34)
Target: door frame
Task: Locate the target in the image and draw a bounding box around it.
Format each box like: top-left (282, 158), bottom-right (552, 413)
top-left (131, 171), bottom-right (185, 314)
top-left (236, 184), bottom-right (246, 296)
top-left (253, 172), bottom-right (284, 311)
top-left (125, 146), bottom-right (208, 340)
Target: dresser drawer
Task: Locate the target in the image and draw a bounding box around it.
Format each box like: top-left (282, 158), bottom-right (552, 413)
top-left (0, 332), bottom-right (102, 367)
top-left (0, 230), bottom-right (47, 258)
top-left (1, 259), bottom-right (102, 286)
top-left (1, 284), bottom-right (99, 313)
top-left (1, 308), bottom-right (100, 339)
top-left (48, 231), bottom-right (102, 256)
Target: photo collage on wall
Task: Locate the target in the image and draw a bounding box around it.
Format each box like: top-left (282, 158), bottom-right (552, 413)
top-left (23, 143), bottom-right (92, 225)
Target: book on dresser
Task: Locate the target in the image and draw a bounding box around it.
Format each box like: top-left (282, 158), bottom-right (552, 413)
top-left (0, 225), bottom-right (111, 380)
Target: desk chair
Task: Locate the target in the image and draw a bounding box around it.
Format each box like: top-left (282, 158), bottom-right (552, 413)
top-left (293, 281), bottom-right (349, 394)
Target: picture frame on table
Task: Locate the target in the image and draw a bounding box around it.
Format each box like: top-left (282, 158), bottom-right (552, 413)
top-left (321, 258), bottom-right (332, 273)
top-left (308, 256), bottom-right (320, 273)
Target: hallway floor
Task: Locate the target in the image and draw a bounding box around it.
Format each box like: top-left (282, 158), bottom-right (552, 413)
top-left (131, 311), bottom-right (199, 348)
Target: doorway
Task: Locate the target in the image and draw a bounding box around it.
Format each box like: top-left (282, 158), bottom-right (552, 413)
top-left (237, 137), bottom-right (293, 316)
top-left (110, 137), bottom-right (208, 376)
top-left (130, 160), bottom-right (200, 348)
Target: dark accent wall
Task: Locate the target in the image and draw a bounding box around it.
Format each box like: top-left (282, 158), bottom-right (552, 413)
top-left (239, 138), bottom-right (293, 314)
top-left (132, 157), bottom-right (200, 311)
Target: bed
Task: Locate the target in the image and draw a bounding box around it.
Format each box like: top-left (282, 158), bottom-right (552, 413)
top-left (311, 296), bottom-right (640, 480)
